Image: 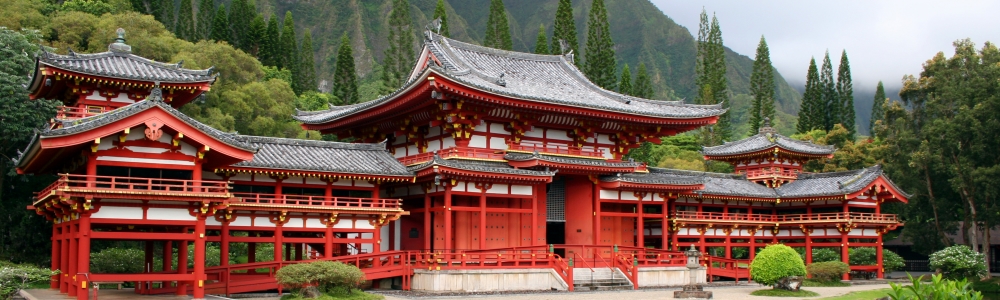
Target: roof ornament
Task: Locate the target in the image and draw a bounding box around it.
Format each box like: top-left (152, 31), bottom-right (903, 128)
top-left (148, 82), bottom-right (163, 102)
top-left (426, 18), bottom-right (442, 35)
top-left (176, 60), bottom-right (184, 69)
top-left (496, 72), bottom-right (506, 87)
top-left (67, 47), bottom-right (77, 57)
top-left (759, 117), bottom-right (777, 135)
top-left (109, 28), bottom-right (132, 53)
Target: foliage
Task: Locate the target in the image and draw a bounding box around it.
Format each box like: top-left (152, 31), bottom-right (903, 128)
top-left (483, 0), bottom-right (511, 50)
top-left (298, 30), bottom-right (317, 93)
top-left (583, 0), bottom-right (616, 91)
top-left (60, 0), bottom-right (130, 16)
top-left (333, 34), bottom-right (359, 105)
top-left (278, 288), bottom-right (384, 300)
top-left (261, 13), bottom-right (280, 67)
top-left (748, 35), bottom-right (775, 134)
top-left (383, 0), bottom-right (414, 90)
top-left (929, 245), bottom-right (988, 280)
top-left (247, 14), bottom-right (266, 56)
top-left (196, 0), bottom-right (213, 40)
top-left (887, 273), bottom-right (983, 300)
top-left (276, 261), bottom-right (367, 296)
top-left (0, 0), bottom-right (48, 30)
top-left (175, 0), bottom-right (194, 41)
top-left (298, 92), bottom-right (338, 111)
top-left (695, 9), bottom-right (731, 144)
top-left (432, 0), bottom-right (449, 37)
top-left (797, 57), bottom-right (822, 133)
top-left (550, 0), bottom-right (577, 58)
top-left (869, 81), bottom-right (886, 137)
top-left (818, 51), bottom-right (838, 131)
top-left (971, 277), bottom-right (1000, 293)
top-left (882, 249), bottom-right (906, 273)
top-left (264, 66), bottom-right (293, 85)
top-left (836, 50), bottom-right (855, 137)
top-left (90, 247), bottom-right (144, 273)
top-left (810, 248), bottom-right (841, 263)
top-left (158, 0), bottom-right (175, 31)
top-left (0, 262), bottom-right (58, 300)
top-left (749, 244), bottom-right (807, 286)
top-left (618, 64), bottom-right (632, 96)
top-left (802, 279), bottom-right (850, 287)
top-left (228, 0), bottom-right (255, 53)
top-left (210, 4), bottom-right (230, 43)
top-left (806, 261), bottom-right (849, 282)
top-left (748, 289), bottom-right (819, 297)
top-left (633, 63), bottom-right (654, 99)
top-left (847, 247), bottom-right (904, 272)
top-left (533, 25), bottom-right (547, 54)
top-left (280, 12), bottom-right (300, 91)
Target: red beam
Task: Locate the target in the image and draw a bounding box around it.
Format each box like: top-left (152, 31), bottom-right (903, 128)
top-left (89, 273), bottom-right (195, 282)
top-left (91, 231), bottom-right (195, 241)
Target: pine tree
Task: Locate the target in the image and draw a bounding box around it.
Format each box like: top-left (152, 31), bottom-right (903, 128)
top-left (196, 0), bottom-right (214, 40)
top-left (551, 0), bottom-right (578, 59)
top-left (749, 36), bottom-right (775, 134)
top-left (260, 14), bottom-right (280, 67)
top-left (280, 11), bottom-right (300, 91)
top-left (432, 0), bottom-right (449, 37)
top-left (701, 14), bottom-right (731, 144)
top-left (797, 57), bottom-right (821, 133)
top-left (836, 50), bottom-right (855, 137)
top-left (583, 0), bottom-right (616, 90)
top-left (695, 8), bottom-right (710, 103)
top-left (248, 13), bottom-right (266, 56)
top-left (131, 0), bottom-right (146, 14)
top-left (483, 0), bottom-right (512, 50)
top-left (210, 4), bottom-right (230, 43)
top-left (619, 64), bottom-right (633, 96)
top-left (334, 34), bottom-right (360, 105)
top-left (228, 0), bottom-right (257, 53)
top-left (633, 63), bottom-right (654, 99)
top-left (534, 25), bottom-right (549, 54)
top-left (384, 0), bottom-right (414, 89)
top-left (298, 30), bottom-right (317, 93)
top-left (819, 51), bottom-right (838, 131)
top-left (869, 81), bottom-right (886, 135)
top-left (161, 0), bottom-right (176, 32)
top-left (176, 0), bottom-right (195, 41)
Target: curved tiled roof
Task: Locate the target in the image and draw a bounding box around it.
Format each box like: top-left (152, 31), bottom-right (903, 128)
top-left (408, 156), bottom-right (556, 177)
top-left (504, 152), bottom-right (642, 168)
top-left (230, 137), bottom-right (412, 177)
top-left (778, 165), bottom-right (909, 198)
top-left (36, 46), bottom-right (215, 83)
top-left (599, 167), bottom-right (703, 186)
top-left (702, 131), bottom-right (835, 157)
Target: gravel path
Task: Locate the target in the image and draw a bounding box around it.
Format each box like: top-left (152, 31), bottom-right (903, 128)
top-left (379, 284), bottom-right (897, 300)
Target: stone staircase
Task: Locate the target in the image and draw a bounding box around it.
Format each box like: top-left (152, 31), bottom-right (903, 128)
top-left (572, 267), bottom-right (632, 291)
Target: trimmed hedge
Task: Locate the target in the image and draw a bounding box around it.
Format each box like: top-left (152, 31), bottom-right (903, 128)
top-left (276, 261), bottom-right (366, 295)
top-left (750, 244), bottom-right (807, 286)
top-left (806, 261), bottom-right (849, 282)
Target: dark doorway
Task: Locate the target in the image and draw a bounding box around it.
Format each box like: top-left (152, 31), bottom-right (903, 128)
top-left (547, 221), bottom-right (565, 257)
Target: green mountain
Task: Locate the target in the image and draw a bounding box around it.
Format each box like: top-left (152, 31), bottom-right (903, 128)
top-left (257, 0), bottom-right (802, 135)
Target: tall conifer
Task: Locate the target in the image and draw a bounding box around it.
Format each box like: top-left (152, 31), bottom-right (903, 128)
top-left (695, 8), bottom-right (710, 101)
top-left (176, 0), bottom-right (195, 41)
top-left (749, 36), bottom-right (775, 134)
top-left (299, 31), bottom-right (317, 93)
top-left (797, 57), bottom-right (822, 133)
top-left (819, 51), bottom-right (837, 131)
top-left (161, 0), bottom-right (176, 31)
top-left (869, 81), bottom-right (886, 135)
top-left (703, 14), bottom-right (731, 144)
top-left (534, 25), bottom-right (549, 54)
top-left (248, 14), bottom-right (266, 56)
top-left (261, 14), bottom-right (280, 67)
top-left (483, 0), bottom-right (512, 50)
top-left (432, 0), bottom-right (449, 37)
top-left (836, 50), bottom-right (855, 137)
top-left (619, 64), bottom-right (633, 96)
top-left (384, 0), bottom-right (414, 89)
top-left (583, 0), bottom-right (616, 90)
top-left (210, 4), bottom-right (230, 43)
top-left (551, 0), bottom-right (578, 59)
top-left (334, 34), bottom-right (360, 105)
top-left (196, 0), bottom-right (214, 40)
top-left (634, 63), bottom-right (654, 99)
top-left (229, 0), bottom-right (256, 52)
top-left (280, 12), bottom-right (300, 91)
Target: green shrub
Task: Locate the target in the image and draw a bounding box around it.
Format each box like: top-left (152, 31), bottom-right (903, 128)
top-left (275, 261), bottom-right (367, 295)
top-left (811, 248), bottom-right (841, 263)
top-left (91, 247), bottom-right (144, 273)
top-left (0, 262), bottom-right (58, 300)
top-left (806, 261), bottom-right (849, 282)
top-left (749, 244), bottom-right (807, 286)
top-left (888, 273), bottom-right (983, 300)
top-left (883, 250), bottom-right (905, 272)
top-left (929, 245), bottom-right (987, 280)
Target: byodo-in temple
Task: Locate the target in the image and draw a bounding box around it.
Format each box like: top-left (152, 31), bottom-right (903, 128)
top-left (17, 29), bottom-right (908, 299)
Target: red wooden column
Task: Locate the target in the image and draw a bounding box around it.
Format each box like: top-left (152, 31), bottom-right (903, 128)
top-left (50, 224), bottom-right (60, 289)
top-left (804, 206), bottom-right (813, 265)
top-left (247, 242), bottom-right (256, 274)
top-left (220, 220), bottom-right (230, 266)
top-left (274, 224), bottom-right (284, 263)
top-left (637, 197), bottom-right (644, 248)
top-left (876, 200), bottom-right (884, 279)
top-left (295, 243), bottom-right (304, 259)
top-left (75, 213), bottom-right (91, 300)
top-left (444, 184), bottom-right (453, 251)
top-left (424, 191), bottom-right (432, 250)
top-left (60, 221), bottom-right (69, 293)
top-left (67, 221), bottom-right (77, 297)
top-left (176, 236), bottom-right (189, 296)
top-left (142, 240), bottom-right (153, 293)
top-left (193, 216), bottom-right (207, 299)
top-left (479, 191), bottom-right (486, 249)
top-left (163, 240), bottom-right (173, 289)
top-left (531, 186), bottom-right (538, 246)
top-left (669, 200), bottom-right (678, 251)
top-left (593, 182), bottom-right (601, 245)
top-left (325, 222), bottom-right (334, 258)
top-left (748, 205), bottom-right (756, 260)
top-left (372, 225), bottom-right (382, 254)
top-left (841, 201), bottom-right (850, 280)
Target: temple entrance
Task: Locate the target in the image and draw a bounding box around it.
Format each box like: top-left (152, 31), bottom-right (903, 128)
top-left (546, 177), bottom-right (566, 256)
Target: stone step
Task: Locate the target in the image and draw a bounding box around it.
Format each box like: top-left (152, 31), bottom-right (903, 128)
top-left (573, 279), bottom-right (631, 286)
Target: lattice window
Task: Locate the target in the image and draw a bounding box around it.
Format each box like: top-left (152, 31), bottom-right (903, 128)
top-left (546, 177), bottom-right (566, 222)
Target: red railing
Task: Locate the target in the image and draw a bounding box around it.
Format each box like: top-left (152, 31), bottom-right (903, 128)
top-left (673, 211), bottom-right (900, 224)
top-left (397, 146), bottom-right (507, 166)
top-left (508, 143), bottom-right (604, 158)
top-left (233, 193), bottom-right (402, 210)
top-left (55, 106), bottom-right (104, 120)
top-left (35, 174), bottom-right (230, 202)
top-left (703, 255), bottom-right (751, 283)
top-left (742, 168), bottom-right (799, 178)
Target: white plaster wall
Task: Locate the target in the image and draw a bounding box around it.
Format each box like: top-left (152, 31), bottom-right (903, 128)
top-left (637, 267), bottom-right (707, 287)
top-left (411, 269), bottom-right (568, 292)
top-left (92, 206), bottom-right (143, 220)
top-left (146, 208), bottom-right (194, 221)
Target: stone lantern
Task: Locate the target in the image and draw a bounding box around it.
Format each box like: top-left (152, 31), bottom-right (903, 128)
top-left (674, 244), bottom-right (712, 299)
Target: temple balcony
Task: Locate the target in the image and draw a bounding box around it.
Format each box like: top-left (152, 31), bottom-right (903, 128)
top-left (231, 193), bottom-right (404, 213)
top-left (54, 105), bottom-right (106, 121)
top-left (672, 211), bottom-right (901, 226)
top-left (34, 174), bottom-right (232, 206)
top-left (506, 143), bottom-right (605, 159)
top-left (398, 146), bottom-right (507, 166)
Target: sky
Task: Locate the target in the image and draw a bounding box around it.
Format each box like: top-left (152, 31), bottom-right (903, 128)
top-left (649, 0), bottom-right (1000, 90)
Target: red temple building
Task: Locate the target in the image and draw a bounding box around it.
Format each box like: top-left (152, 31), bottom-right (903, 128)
top-left (17, 30), bottom-right (908, 299)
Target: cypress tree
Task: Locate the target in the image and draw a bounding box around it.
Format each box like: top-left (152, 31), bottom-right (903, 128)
top-left (161, 0), bottom-right (176, 32)
top-left (280, 12), bottom-right (300, 90)
top-left (695, 8), bottom-right (710, 103)
top-left (797, 57), bottom-right (821, 133)
top-left (748, 35), bottom-right (775, 134)
top-left (619, 64), bottom-right (633, 96)
top-left (704, 14), bottom-right (731, 143)
top-left (483, 0), bottom-right (512, 50)
top-left (384, 0), bottom-right (414, 89)
top-left (836, 50), bottom-right (855, 137)
top-left (248, 13), bottom-right (266, 56)
top-left (583, 0), bottom-right (616, 90)
top-left (819, 51), bottom-right (837, 131)
top-left (196, 0), bottom-right (214, 40)
top-left (131, 0), bottom-right (146, 14)
top-left (176, 0), bottom-right (195, 41)
top-left (210, 4), bottom-right (230, 43)
top-left (334, 34), bottom-right (360, 105)
top-left (633, 63), bottom-right (654, 99)
top-left (869, 81), bottom-right (886, 135)
top-left (261, 14), bottom-right (280, 67)
top-left (229, 0), bottom-right (256, 52)
top-left (299, 30), bottom-right (317, 93)
top-left (551, 0), bottom-right (578, 58)
top-left (432, 0), bottom-right (449, 37)
top-left (534, 25), bottom-right (548, 54)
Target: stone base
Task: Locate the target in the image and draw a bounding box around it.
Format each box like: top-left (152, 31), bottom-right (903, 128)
top-left (411, 269), bottom-right (569, 292)
top-left (673, 284), bottom-right (712, 299)
top-left (638, 267), bottom-right (706, 287)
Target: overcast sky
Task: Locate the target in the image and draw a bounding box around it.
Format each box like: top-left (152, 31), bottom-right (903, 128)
top-left (649, 0), bottom-right (1000, 90)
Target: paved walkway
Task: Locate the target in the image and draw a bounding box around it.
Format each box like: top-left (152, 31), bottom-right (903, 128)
top-left (380, 284), bottom-right (896, 300)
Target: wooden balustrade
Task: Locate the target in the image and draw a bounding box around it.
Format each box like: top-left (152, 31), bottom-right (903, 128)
top-left (672, 211), bottom-right (900, 223)
top-left (743, 168), bottom-right (799, 178)
top-left (35, 174), bottom-right (230, 202)
top-left (55, 106), bottom-right (104, 120)
top-left (508, 143), bottom-right (604, 158)
top-left (233, 193), bottom-right (402, 210)
top-left (396, 146), bottom-right (506, 166)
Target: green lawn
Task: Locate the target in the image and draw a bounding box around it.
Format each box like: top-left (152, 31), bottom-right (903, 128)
top-left (279, 290), bottom-right (384, 300)
top-left (749, 289), bottom-right (820, 297)
top-left (802, 279), bottom-right (851, 287)
top-left (818, 288), bottom-right (917, 300)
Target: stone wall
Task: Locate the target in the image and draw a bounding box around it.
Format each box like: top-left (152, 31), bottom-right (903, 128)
top-left (410, 269), bottom-right (569, 292)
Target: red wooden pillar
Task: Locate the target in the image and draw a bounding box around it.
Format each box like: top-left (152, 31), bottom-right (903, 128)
top-left (444, 185), bottom-right (453, 251)
top-left (325, 225), bottom-right (334, 258)
top-left (372, 226), bottom-right (381, 254)
top-left (60, 222), bottom-right (69, 293)
top-left (274, 225), bottom-right (284, 263)
top-left (163, 240), bottom-right (173, 289)
top-left (669, 200), bottom-right (678, 251)
top-left (67, 221), bottom-right (77, 297)
top-left (50, 225), bottom-right (60, 289)
top-left (876, 199), bottom-right (884, 279)
top-left (593, 182), bottom-right (601, 246)
top-left (75, 213), bottom-right (91, 300)
top-left (247, 242), bottom-right (256, 274)
top-left (479, 192), bottom-right (486, 249)
top-left (748, 205), bottom-right (756, 260)
top-left (842, 201), bottom-right (850, 280)
top-left (142, 240), bottom-right (153, 293)
top-left (295, 243), bottom-right (304, 259)
top-left (193, 216), bottom-right (207, 299)
top-left (176, 238), bottom-right (189, 296)
top-left (220, 221), bottom-right (230, 266)
top-left (637, 198), bottom-right (644, 248)
top-left (424, 192), bottom-right (431, 250)
top-left (531, 187), bottom-right (538, 247)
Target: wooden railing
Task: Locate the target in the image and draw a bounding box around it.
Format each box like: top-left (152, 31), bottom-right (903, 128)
top-left (55, 106), bottom-right (104, 120)
top-left (507, 143), bottom-right (604, 158)
top-left (743, 168), bottom-right (799, 178)
top-left (233, 193), bottom-right (402, 210)
top-left (703, 255), bottom-right (750, 283)
top-left (35, 174), bottom-right (230, 202)
top-left (397, 146), bottom-right (506, 166)
top-left (672, 211), bottom-right (900, 224)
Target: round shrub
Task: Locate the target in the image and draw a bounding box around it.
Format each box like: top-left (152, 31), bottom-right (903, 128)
top-left (275, 261), bottom-right (367, 295)
top-left (883, 250), bottom-right (905, 273)
top-left (750, 244), bottom-right (807, 286)
top-left (806, 261), bottom-right (850, 282)
top-left (929, 245), bottom-right (987, 280)
top-left (811, 248), bottom-right (841, 263)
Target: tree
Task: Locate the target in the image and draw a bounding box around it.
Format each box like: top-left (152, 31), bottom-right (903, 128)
top-left (619, 64), bottom-right (633, 96)
top-left (280, 12), bottom-right (300, 92)
top-left (797, 57), bottom-right (822, 133)
top-left (432, 0), bottom-right (449, 37)
top-left (749, 35), bottom-right (775, 134)
top-left (534, 24), bottom-right (548, 54)
top-left (196, 0), bottom-right (214, 40)
top-left (869, 81), bottom-right (886, 136)
top-left (819, 51), bottom-right (838, 131)
top-left (248, 13), bottom-right (266, 56)
top-left (836, 50), bottom-right (855, 137)
top-left (634, 63), bottom-right (654, 99)
top-left (260, 13), bottom-right (280, 67)
top-left (334, 34), bottom-right (359, 105)
top-left (160, 0), bottom-right (176, 31)
top-left (298, 30), bottom-right (317, 93)
top-left (210, 4), bottom-right (230, 43)
top-left (696, 11), bottom-right (730, 145)
top-left (228, 0), bottom-right (249, 51)
top-left (176, 0), bottom-right (195, 41)
top-left (384, 0), bottom-right (414, 89)
top-left (550, 0), bottom-right (577, 58)
top-left (483, 0), bottom-right (512, 50)
top-left (583, 0), bottom-right (616, 90)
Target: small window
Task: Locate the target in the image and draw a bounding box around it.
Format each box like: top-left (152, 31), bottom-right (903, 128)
top-left (408, 228), bottom-right (419, 238)
top-left (87, 106), bottom-right (104, 114)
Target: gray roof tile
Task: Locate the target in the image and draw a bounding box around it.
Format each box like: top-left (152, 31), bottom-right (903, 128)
top-left (231, 136), bottom-right (412, 177)
top-left (408, 156), bottom-right (556, 177)
top-left (777, 165), bottom-right (908, 198)
top-left (37, 47), bottom-right (215, 83)
top-left (702, 132), bottom-right (835, 157)
top-left (504, 152), bottom-right (642, 168)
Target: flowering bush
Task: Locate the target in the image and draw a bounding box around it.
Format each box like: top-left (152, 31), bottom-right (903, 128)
top-left (929, 245), bottom-right (987, 280)
top-left (0, 262), bottom-right (58, 300)
top-left (750, 244), bottom-right (807, 287)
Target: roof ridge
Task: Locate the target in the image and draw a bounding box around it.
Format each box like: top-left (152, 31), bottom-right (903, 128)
top-left (236, 135), bottom-right (386, 151)
top-left (796, 166), bottom-right (876, 179)
top-left (646, 167), bottom-right (744, 179)
top-left (433, 32), bottom-right (566, 63)
top-left (40, 50), bottom-right (214, 76)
